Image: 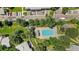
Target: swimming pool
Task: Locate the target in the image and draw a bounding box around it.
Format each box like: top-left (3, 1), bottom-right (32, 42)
top-left (35, 27), bottom-right (57, 39)
top-left (41, 28), bottom-right (56, 37)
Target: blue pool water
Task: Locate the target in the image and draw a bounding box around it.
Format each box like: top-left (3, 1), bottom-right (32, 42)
top-left (41, 28), bottom-right (56, 37)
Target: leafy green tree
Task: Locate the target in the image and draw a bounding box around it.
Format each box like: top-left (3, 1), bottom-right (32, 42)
top-left (14, 36), bottom-right (24, 44)
top-left (76, 21), bottom-right (79, 25)
top-left (54, 46), bottom-right (66, 51)
top-left (49, 10), bottom-right (54, 16)
top-left (36, 43), bottom-right (47, 51)
top-left (59, 36), bottom-right (71, 48)
top-left (16, 18), bottom-right (22, 24)
top-left (0, 43), bottom-right (17, 51)
top-left (0, 21), bottom-right (4, 28)
top-left (49, 7), bottom-right (59, 16)
top-left (43, 40), bottom-right (50, 47)
top-left (34, 20), bottom-right (40, 26)
top-left (2, 45), bottom-right (8, 51)
top-left (30, 27), bottom-right (36, 38)
top-left (23, 12), bottom-right (27, 16)
top-left (29, 19), bottom-right (35, 26)
top-left (16, 18), bottom-right (29, 27)
top-left (9, 7), bottom-right (15, 10)
top-left (15, 30), bottom-right (24, 35)
top-left (50, 7), bottom-right (60, 11)
top-left (62, 7), bottom-right (69, 14)
top-left (69, 19), bottom-right (78, 24)
top-left (8, 47), bottom-right (16, 51)
top-left (22, 20), bottom-right (29, 27)
top-left (56, 20), bottom-right (66, 25)
top-left (48, 37), bottom-right (68, 51)
top-left (49, 37), bottom-right (59, 46)
top-left (46, 16), bottom-right (56, 27)
top-left (8, 43), bottom-right (16, 51)
top-left (10, 30), bottom-right (25, 45)
top-left (0, 45), bottom-right (3, 51)
top-left (4, 8), bottom-right (9, 14)
top-left (39, 19), bottom-right (46, 26)
top-left (28, 17), bottom-right (56, 27)
top-left (4, 20), bottom-right (13, 27)
top-left (65, 28), bottom-right (79, 38)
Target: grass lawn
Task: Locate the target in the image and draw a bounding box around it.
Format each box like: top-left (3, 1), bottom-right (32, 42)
top-left (12, 7), bottom-right (22, 12)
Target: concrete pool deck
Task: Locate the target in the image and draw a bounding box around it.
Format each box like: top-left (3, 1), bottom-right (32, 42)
top-left (35, 27), bottom-right (57, 39)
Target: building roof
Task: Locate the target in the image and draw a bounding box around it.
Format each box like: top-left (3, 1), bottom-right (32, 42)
top-left (62, 24), bottom-right (75, 29)
top-left (16, 42), bottom-right (32, 51)
top-left (26, 7), bottom-right (50, 11)
top-left (54, 14), bottom-right (67, 20)
top-left (0, 8), bottom-right (5, 15)
top-left (0, 37), bottom-right (10, 47)
top-left (66, 9), bottom-right (79, 14)
top-left (67, 45), bottom-right (79, 51)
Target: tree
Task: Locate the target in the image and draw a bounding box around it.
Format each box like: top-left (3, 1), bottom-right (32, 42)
top-left (59, 36), bottom-right (71, 48)
top-left (20, 20), bottom-right (29, 27)
top-left (48, 37), bottom-right (68, 51)
top-left (23, 12), bottom-right (27, 16)
top-left (30, 27), bottom-right (35, 38)
top-left (28, 17), bottom-right (56, 27)
top-left (9, 7), bottom-right (15, 10)
top-left (19, 20), bottom-right (29, 27)
top-left (36, 43), bottom-right (47, 51)
top-left (10, 29), bottom-right (25, 45)
top-left (4, 20), bottom-right (13, 27)
top-left (16, 18), bottom-right (29, 27)
top-left (0, 21), bottom-right (4, 28)
top-left (8, 43), bottom-right (16, 51)
top-left (43, 40), bottom-right (50, 47)
top-left (49, 37), bottom-right (59, 46)
top-left (39, 19), bottom-right (46, 26)
top-left (14, 36), bottom-right (24, 44)
top-left (76, 20), bottom-right (79, 25)
top-left (65, 28), bottom-right (79, 38)
top-left (0, 43), bottom-right (17, 51)
top-left (54, 45), bottom-right (66, 51)
top-left (50, 7), bottom-right (60, 11)
top-left (69, 19), bottom-right (78, 24)
top-left (34, 20), bottom-right (40, 26)
top-left (49, 10), bottom-right (54, 16)
top-left (29, 19), bottom-right (35, 26)
top-left (4, 8), bottom-right (9, 14)
top-left (8, 47), bottom-right (16, 51)
top-left (15, 29), bottom-right (27, 38)
top-left (2, 45), bottom-right (8, 51)
top-left (0, 45), bottom-right (3, 51)
top-left (62, 7), bottom-right (69, 14)
top-left (56, 20), bottom-right (66, 25)
top-left (15, 30), bottom-right (24, 35)
top-left (16, 18), bottom-right (23, 24)
top-left (46, 16), bottom-right (56, 27)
